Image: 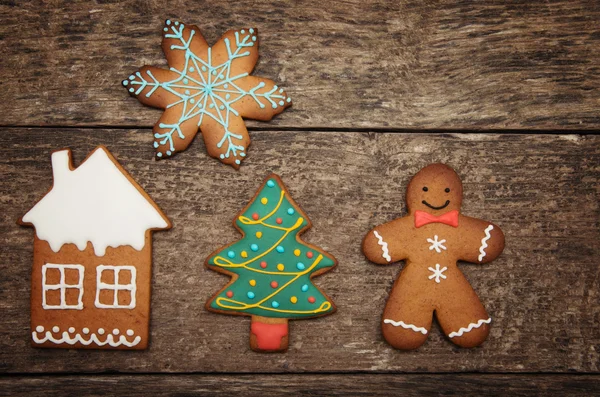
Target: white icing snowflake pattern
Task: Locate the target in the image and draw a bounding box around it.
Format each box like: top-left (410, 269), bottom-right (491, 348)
top-left (123, 20), bottom-right (291, 167)
top-left (427, 235), bottom-right (447, 253)
top-left (428, 264), bottom-right (447, 283)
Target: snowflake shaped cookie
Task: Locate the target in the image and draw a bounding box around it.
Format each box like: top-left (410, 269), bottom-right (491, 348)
top-left (122, 20), bottom-right (292, 168)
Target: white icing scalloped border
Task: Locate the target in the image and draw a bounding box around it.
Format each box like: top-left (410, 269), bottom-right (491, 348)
top-left (32, 326), bottom-right (141, 347)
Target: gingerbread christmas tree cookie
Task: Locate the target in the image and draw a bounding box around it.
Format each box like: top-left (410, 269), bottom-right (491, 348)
top-left (205, 174), bottom-right (336, 352)
top-left (362, 164), bottom-right (505, 349)
top-left (122, 20), bottom-right (292, 168)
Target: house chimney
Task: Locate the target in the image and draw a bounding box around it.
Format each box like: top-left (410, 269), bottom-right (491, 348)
top-left (51, 149), bottom-right (71, 183)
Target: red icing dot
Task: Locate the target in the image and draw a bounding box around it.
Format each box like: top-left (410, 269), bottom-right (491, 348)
top-left (308, 296), bottom-right (316, 304)
top-left (260, 261), bottom-right (267, 268)
top-left (252, 213), bottom-right (259, 220)
top-left (276, 217), bottom-right (283, 224)
top-left (226, 291), bottom-right (234, 298)
top-left (306, 251), bottom-right (314, 259)
top-left (270, 281), bottom-right (279, 288)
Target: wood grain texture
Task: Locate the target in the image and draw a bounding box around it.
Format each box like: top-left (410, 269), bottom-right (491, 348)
top-left (1, 374), bottom-right (599, 396)
top-left (1, 0), bottom-right (599, 129)
top-left (1, 128), bottom-right (598, 373)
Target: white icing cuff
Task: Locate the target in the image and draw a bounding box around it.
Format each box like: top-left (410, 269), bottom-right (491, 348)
top-left (478, 225), bottom-right (494, 262)
top-left (383, 319), bottom-right (428, 335)
top-left (448, 318), bottom-right (491, 338)
top-left (373, 231), bottom-right (391, 262)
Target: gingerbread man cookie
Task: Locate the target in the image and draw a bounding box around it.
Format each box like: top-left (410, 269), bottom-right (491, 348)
top-left (362, 164), bottom-right (505, 349)
top-left (123, 20), bottom-right (292, 168)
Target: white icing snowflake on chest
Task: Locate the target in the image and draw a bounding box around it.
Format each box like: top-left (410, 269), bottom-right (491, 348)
top-left (426, 235), bottom-right (447, 253)
top-left (428, 264), bottom-right (447, 283)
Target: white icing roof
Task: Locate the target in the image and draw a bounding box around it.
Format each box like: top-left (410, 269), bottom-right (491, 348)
top-left (22, 147), bottom-right (170, 256)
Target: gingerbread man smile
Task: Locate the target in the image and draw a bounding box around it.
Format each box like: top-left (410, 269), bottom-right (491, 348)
top-left (362, 164), bottom-right (505, 349)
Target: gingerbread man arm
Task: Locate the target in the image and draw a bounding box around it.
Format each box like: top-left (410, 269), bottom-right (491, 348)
top-left (362, 217), bottom-right (412, 264)
top-left (458, 216), bottom-right (505, 264)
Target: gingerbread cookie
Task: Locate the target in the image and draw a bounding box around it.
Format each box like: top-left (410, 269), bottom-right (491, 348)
top-left (205, 174), bottom-right (336, 352)
top-left (362, 164), bottom-right (505, 349)
top-left (19, 146), bottom-right (171, 349)
top-left (122, 20), bottom-right (292, 168)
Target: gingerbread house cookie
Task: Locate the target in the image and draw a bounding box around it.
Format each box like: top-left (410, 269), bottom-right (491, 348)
top-left (19, 146), bottom-right (171, 349)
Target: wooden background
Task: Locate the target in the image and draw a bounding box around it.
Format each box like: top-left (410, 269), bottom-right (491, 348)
top-left (1, 0), bottom-right (599, 395)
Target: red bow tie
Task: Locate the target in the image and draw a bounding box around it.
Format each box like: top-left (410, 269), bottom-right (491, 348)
top-left (414, 210), bottom-right (459, 228)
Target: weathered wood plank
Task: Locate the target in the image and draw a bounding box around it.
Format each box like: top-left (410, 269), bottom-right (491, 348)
top-left (1, 1), bottom-right (599, 129)
top-left (1, 374), bottom-right (599, 396)
top-left (1, 128), bottom-right (599, 373)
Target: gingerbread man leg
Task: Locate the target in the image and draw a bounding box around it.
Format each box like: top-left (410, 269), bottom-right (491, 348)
top-left (381, 276), bottom-right (433, 350)
top-left (435, 273), bottom-right (491, 348)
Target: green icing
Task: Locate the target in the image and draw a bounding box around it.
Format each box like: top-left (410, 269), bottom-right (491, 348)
top-left (208, 176), bottom-right (335, 318)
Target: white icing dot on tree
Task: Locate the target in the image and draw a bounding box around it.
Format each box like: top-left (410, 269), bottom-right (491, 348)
top-left (113, 329), bottom-right (120, 335)
top-left (83, 327), bottom-right (90, 334)
top-left (68, 327), bottom-right (75, 333)
top-left (36, 326), bottom-right (44, 333)
top-left (98, 328), bottom-right (105, 335)
top-left (52, 326), bottom-right (59, 333)
top-left (126, 329), bottom-right (134, 336)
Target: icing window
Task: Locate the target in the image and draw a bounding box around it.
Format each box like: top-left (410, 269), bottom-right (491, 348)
top-left (42, 263), bottom-right (84, 310)
top-left (95, 265), bottom-right (137, 309)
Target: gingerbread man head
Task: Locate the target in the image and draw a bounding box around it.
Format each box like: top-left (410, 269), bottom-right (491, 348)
top-left (406, 163), bottom-right (463, 215)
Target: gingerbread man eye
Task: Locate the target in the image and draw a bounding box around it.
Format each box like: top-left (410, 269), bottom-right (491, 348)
top-left (445, 188), bottom-right (450, 193)
top-left (422, 187), bottom-right (428, 192)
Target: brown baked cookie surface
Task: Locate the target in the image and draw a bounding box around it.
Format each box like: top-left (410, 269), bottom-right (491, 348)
top-left (19, 146), bottom-right (171, 349)
top-left (362, 164), bottom-right (505, 349)
top-left (123, 20), bottom-right (292, 168)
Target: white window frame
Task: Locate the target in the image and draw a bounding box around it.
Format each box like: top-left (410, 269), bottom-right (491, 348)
top-left (41, 263), bottom-right (84, 310)
top-left (95, 265), bottom-right (137, 309)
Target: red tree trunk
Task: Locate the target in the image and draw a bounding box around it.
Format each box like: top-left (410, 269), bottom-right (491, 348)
top-left (250, 316), bottom-right (289, 352)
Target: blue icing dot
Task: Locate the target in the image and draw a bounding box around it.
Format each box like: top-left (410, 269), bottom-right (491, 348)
top-left (249, 28), bottom-right (255, 34)
top-left (287, 97), bottom-right (292, 103)
top-left (166, 150), bottom-right (172, 156)
top-left (163, 27), bottom-right (168, 32)
top-left (301, 284), bottom-right (309, 292)
top-left (276, 246), bottom-right (284, 253)
top-left (219, 105), bottom-right (225, 110)
top-left (183, 78), bottom-right (188, 84)
top-left (129, 88), bottom-right (134, 93)
top-left (247, 291), bottom-right (255, 299)
top-left (129, 75), bottom-right (135, 80)
top-left (267, 180), bottom-right (275, 188)
top-left (252, 36), bottom-right (257, 42)
top-left (227, 251), bottom-right (235, 258)
top-left (185, 90), bottom-right (190, 95)
top-left (174, 21), bottom-right (179, 26)
top-left (240, 152), bottom-right (246, 157)
top-left (209, 104), bottom-right (215, 108)
top-left (287, 208), bottom-right (295, 215)
top-left (202, 66), bottom-right (207, 72)
top-left (235, 159), bottom-right (241, 165)
top-left (225, 94), bottom-right (231, 99)
top-left (279, 101), bottom-right (284, 106)
top-left (190, 98), bottom-right (195, 104)
top-left (166, 19), bottom-right (171, 25)
top-left (220, 154), bottom-right (225, 159)
top-left (272, 103), bottom-right (277, 109)
top-left (250, 244), bottom-right (259, 252)
top-left (122, 80), bottom-right (128, 86)
top-left (157, 152), bottom-right (163, 158)
top-left (296, 262), bottom-right (305, 270)
top-left (241, 29), bottom-right (245, 34)
top-left (189, 67), bottom-right (195, 72)
top-left (271, 301), bottom-right (279, 308)
top-left (153, 142), bottom-right (158, 148)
